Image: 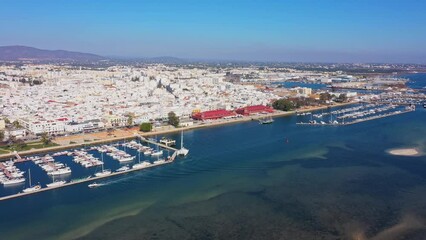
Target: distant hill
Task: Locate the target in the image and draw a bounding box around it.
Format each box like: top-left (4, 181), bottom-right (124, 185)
top-left (0, 46), bottom-right (106, 62)
top-left (146, 56), bottom-right (187, 64)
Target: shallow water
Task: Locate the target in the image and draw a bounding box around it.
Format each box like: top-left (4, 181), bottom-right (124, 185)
top-left (1, 84), bottom-right (426, 240)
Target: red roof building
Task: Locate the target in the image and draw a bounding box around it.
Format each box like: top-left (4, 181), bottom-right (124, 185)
top-left (235, 105), bottom-right (274, 115)
top-left (192, 109), bottom-right (236, 120)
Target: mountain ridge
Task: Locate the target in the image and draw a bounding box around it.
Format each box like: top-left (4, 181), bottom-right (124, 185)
top-left (0, 45), bottom-right (106, 62)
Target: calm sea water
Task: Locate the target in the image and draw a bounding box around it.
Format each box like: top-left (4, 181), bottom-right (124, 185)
top-left (1, 80), bottom-right (426, 240)
top-left (278, 81), bottom-right (327, 90)
top-left (404, 73), bottom-right (426, 90)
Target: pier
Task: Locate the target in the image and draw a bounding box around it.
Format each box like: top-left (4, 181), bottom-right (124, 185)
top-left (0, 136), bottom-right (183, 202)
top-left (0, 157), bottom-right (177, 202)
top-left (297, 106), bottom-right (415, 126)
top-left (136, 135), bottom-right (178, 151)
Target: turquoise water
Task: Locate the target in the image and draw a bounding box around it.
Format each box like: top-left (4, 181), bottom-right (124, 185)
top-left (0, 107), bottom-right (425, 240)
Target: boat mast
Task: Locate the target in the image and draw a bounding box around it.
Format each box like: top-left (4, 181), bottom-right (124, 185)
top-left (28, 169), bottom-right (31, 187)
top-left (181, 131), bottom-right (184, 149)
top-left (101, 152), bottom-right (104, 172)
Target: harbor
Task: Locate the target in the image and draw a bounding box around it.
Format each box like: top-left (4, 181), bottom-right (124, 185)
top-left (297, 103), bottom-right (416, 126)
top-left (0, 93), bottom-right (425, 239)
top-left (0, 133), bottom-right (187, 201)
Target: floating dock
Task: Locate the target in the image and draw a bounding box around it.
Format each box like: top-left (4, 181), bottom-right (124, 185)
top-left (0, 157), bottom-right (177, 202)
top-left (297, 107), bottom-right (415, 126)
top-left (0, 137), bottom-right (182, 202)
top-left (137, 135), bottom-right (178, 151)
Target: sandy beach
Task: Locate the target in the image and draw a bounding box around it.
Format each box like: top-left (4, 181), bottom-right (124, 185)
top-left (388, 148), bottom-right (421, 156)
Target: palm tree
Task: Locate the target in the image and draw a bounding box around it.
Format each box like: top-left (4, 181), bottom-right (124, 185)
top-left (41, 132), bottom-right (50, 146)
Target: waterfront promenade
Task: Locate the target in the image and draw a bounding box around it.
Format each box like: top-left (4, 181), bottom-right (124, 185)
top-left (0, 102), bottom-right (354, 161)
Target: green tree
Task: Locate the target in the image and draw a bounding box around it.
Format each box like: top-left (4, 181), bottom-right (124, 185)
top-left (139, 122), bottom-right (152, 132)
top-left (16, 139), bottom-right (27, 151)
top-left (12, 120), bottom-right (21, 128)
top-left (8, 134), bottom-right (16, 146)
top-left (336, 93), bottom-right (347, 103)
top-left (168, 111), bottom-right (180, 127)
top-left (319, 92), bottom-right (332, 102)
top-left (127, 115), bottom-right (134, 127)
top-left (0, 130), bottom-right (4, 142)
top-left (272, 99), bottom-right (295, 111)
top-left (4, 118), bottom-right (10, 124)
top-left (41, 132), bottom-right (50, 146)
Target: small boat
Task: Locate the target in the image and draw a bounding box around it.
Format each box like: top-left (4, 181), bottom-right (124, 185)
top-left (95, 152), bottom-right (112, 177)
top-left (46, 180), bottom-right (66, 188)
top-left (116, 165), bottom-right (130, 172)
top-left (46, 172), bottom-right (66, 188)
top-left (159, 138), bottom-right (176, 146)
top-left (153, 159), bottom-right (166, 165)
top-left (94, 170), bottom-right (112, 177)
top-left (22, 169), bottom-right (41, 193)
top-left (47, 167), bottom-right (72, 176)
top-left (117, 156), bottom-right (135, 162)
top-left (132, 161), bottom-right (151, 169)
top-left (23, 185), bottom-right (41, 193)
top-left (88, 182), bottom-right (104, 188)
top-left (2, 178), bottom-right (25, 186)
top-left (151, 150), bottom-right (163, 156)
top-left (259, 117), bottom-right (274, 124)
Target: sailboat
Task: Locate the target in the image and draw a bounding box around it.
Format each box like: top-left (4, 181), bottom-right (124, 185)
top-left (177, 131), bottom-right (189, 156)
top-left (151, 135), bottom-right (163, 157)
top-left (133, 150), bottom-right (151, 169)
top-left (46, 171), bottom-right (66, 188)
top-left (22, 169), bottom-right (41, 193)
top-left (95, 152), bottom-right (112, 177)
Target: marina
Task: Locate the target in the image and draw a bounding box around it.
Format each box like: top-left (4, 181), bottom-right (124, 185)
top-left (297, 103), bottom-right (416, 126)
top-left (0, 134), bottom-right (187, 201)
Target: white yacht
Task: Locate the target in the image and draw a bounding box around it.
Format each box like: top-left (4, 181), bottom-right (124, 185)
top-left (95, 169), bottom-right (112, 177)
top-left (46, 180), bottom-right (66, 188)
top-left (23, 185), bottom-right (41, 193)
top-left (116, 165), bottom-right (130, 172)
top-left (95, 152), bottom-right (112, 177)
top-left (2, 178), bottom-right (25, 186)
top-left (153, 159), bottom-right (166, 165)
top-left (177, 131), bottom-right (189, 156)
top-left (132, 161), bottom-right (151, 169)
top-left (117, 156), bottom-right (135, 162)
top-left (151, 150), bottom-right (163, 157)
top-left (22, 169), bottom-right (41, 193)
top-left (47, 167), bottom-right (72, 176)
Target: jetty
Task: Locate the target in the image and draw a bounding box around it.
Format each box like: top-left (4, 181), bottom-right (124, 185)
top-left (0, 135), bottom-right (184, 202)
top-left (136, 135), bottom-right (178, 151)
top-left (297, 105), bottom-right (415, 126)
top-left (0, 156), bottom-right (178, 202)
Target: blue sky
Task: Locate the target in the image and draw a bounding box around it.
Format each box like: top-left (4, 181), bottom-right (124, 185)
top-left (1, 0), bottom-right (425, 63)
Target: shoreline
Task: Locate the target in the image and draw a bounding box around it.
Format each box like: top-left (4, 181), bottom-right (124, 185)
top-left (0, 102), bottom-right (355, 161)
